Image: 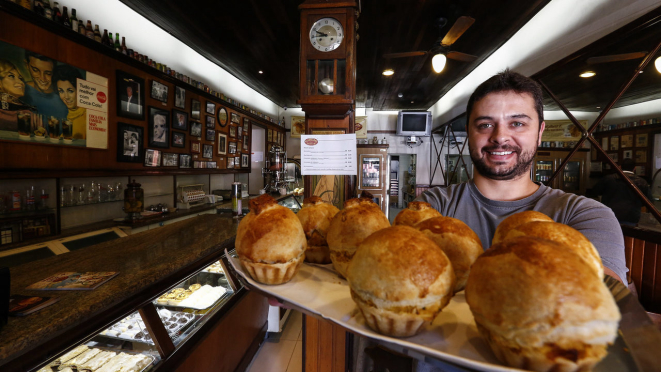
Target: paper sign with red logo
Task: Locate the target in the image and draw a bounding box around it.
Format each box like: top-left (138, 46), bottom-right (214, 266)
top-left (77, 72), bottom-right (109, 149)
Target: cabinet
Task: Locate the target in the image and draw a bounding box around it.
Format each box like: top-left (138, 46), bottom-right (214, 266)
top-left (534, 149), bottom-right (590, 194)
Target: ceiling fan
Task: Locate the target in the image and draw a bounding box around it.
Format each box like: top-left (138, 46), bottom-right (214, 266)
top-left (383, 16), bottom-right (478, 73)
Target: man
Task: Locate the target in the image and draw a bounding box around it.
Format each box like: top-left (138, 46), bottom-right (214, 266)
top-left (417, 69), bottom-right (627, 283)
top-left (121, 85), bottom-right (141, 115)
top-left (588, 158), bottom-right (651, 225)
top-left (21, 51), bottom-right (68, 121)
top-left (153, 113), bottom-right (167, 143)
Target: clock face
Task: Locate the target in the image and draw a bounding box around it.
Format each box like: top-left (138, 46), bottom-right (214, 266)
top-left (309, 17), bottom-right (344, 52)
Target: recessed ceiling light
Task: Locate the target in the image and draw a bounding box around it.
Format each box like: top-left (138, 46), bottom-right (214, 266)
top-left (656, 56), bottom-right (661, 73)
top-left (580, 71), bottom-right (596, 78)
top-left (410, 101), bottom-right (414, 104)
top-left (382, 69), bottom-right (394, 76)
top-left (639, 70), bottom-right (643, 73)
top-left (596, 106), bottom-right (601, 109)
top-left (258, 70), bottom-right (263, 74)
top-left (398, 93), bottom-right (403, 98)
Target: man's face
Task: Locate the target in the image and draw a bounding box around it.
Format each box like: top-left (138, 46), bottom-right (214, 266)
top-left (25, 57), bottom-right (54, 93)
top-left (154, 115), bottom-right (166, 139)
top-left (467, 91), bottom-right (544, 180)
top-left (127, 86), bottom-right (132, 97)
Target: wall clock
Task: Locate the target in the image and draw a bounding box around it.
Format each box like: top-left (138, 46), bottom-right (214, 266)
top-left (309, 17), bottom-right (344, 52)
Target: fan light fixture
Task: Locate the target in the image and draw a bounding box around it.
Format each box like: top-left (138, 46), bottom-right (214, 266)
top-left (432, 53), bottom-right (447, 73)
top-left (656, 57), bottom-right (661, 73)
top-left (580, 71), bottom-right (596, 78)
top-left (382, 69), bottom-right (394, 76)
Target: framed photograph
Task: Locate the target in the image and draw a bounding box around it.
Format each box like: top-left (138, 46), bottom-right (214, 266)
top-left (205, 129), bottom-right (215, 142)
top-left (117, 122), bottom-right (143, 163)
top-left (609, 136), bottom-right (619, 151)
top-left (217, 133), bottom-right (227, 155)
top-left (179, 154), bottom-right (191, 169)
top-left (144, 149), bottom-right (161, 167)
top-left (291, 116), bottom-right (305, 138)
top-left (227, 157), bottom-right (235, 168)
top-left (162, 152), bottom-right (178, 167)
top-left (267, 129), bottom-right (273, 142)
top-left (172, 131), bottom-right (185, 148)
top-left (237, 142), bottom-right (242, 153)
top-left (217, 107), bottom-right (228, 127)
top-left (243, 136), bottom-right (249, 151)
top-left (191, 99), bottom-right (201, 120)
top-left (229, 141), bottom-right (237, 154)
top-left (621, 134), bottom-right (633, 148)
top-left (208, 161), bottom-right (217, 169)
top-left (172, 109), bottom-right (188, 130)
top-left (636, 134), bottom-right (648, 147)
top-left (206, 115), bottom-right (215, 128)
top-left (623, 150), bottom-right (633, 159)
top-left (116, 70), bottom-right (145, 120)
top-left (190, 121), bottom-right (202, 137)
top-left (241, 154), bottom-right (249, 168)
top-left (206, 101), bottom-right (216, 115)
top-left (235, 160), bottom-right (241, 169)
top-left (243, 118), bottom-right (249, 133)
top-left (175, 87), bottom-right (186, 109)
top-left (636, 165), bottom-right (646, 176)
top-left (635, 150), bottom-right (647, 163)
top-left (202, 144), bottom-right (213, 159)
top-left (148, 107), bottom-right (169, 148)
top-left (601, 137), bottom-right (608, 150)
top-left (237, 126), bottom-right (243, 138)
top-left (150, 80), bottom-right (168, 103)
top-left (231, 112), bottom-right (240, 124)
top-left (608, 152), bottom-right (618, 162)
top-left (191, 140), bottom-right (201, 154)
top-left (229, 126), bottom-right (236, 138)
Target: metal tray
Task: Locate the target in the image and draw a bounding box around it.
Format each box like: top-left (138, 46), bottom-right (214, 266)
top-left (97, 311), bottom-right (196, 345)
top-left (45, 347), bottom-right (155, 372)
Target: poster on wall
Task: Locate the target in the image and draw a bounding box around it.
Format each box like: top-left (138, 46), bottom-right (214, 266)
top-left (541, 120), bottom-right (588, 142)
top-left (291, 116), bottom-right (305, 138)
top-left (355, 116), bottom-right (367, 138)
top-left (0, 40), bottom-right (109, 149)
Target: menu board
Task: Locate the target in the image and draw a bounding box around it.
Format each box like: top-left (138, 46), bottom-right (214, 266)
top-left (301, 134), bottom-right (356, 175)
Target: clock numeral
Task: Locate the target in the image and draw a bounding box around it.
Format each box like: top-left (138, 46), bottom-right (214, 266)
top-left (324, 20), bottom-right (328, 24)
top-left (325, 47), bottom-right (329, 51)
top-left (313, 42), bottom-right (316, 45)
top-left (338, 33), bottom-right (342, 37)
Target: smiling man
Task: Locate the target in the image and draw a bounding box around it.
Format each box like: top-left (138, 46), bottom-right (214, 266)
top-left (417, 69), bottom-right (627, 283)
top-left (21, 51), bottom-right (68, 122)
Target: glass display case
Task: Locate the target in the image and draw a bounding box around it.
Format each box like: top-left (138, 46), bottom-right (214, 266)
top-left (278, 194), bottom-right (303, 213)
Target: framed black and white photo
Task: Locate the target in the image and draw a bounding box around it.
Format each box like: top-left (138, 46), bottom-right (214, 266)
top-left (190, 121), bottom-right (202, 137)
top-left (190, 140), bottom-right (201, 154)
top-left (243, 118), bottom-right (249, 133)
top-left (229, 141), bottom-right (237, 154)
top-left (148, 107), bottom-right (169, 148)
top-left (144, 149), bottom-right (161, 167)
top-left (172, 131), bottom-right (185, 148)
top-left (202, 144), bottom-right (213, 159)
top-left (117, 122), bottom-right (143, 163)
top-left (116, 70), bottom-right (145, 120)
top-left (175, 86), bottom-right (186, 109)
top-left (208, 161), bottom-right (217, 168)
top-left (205, 129), bottom-right (215, 142)
top-left (243, 135), bottom-right (249, 151)
top-left (237, 126), bottom-right (243, 138)
top-left (227, 157), bottom-right (234, 168)
top-left (162, 152), bottom-right (178, 167)
top-left (206, 101), bottom-right (216, 115)
top-left (172, 109), bottom-right (188, 130)
top-left (150, 80), bottom-right (168, 103)
top-left (237, 142), bottom-right (242, 153)
top-left (230, 112), bottom-right (240, 124)
top-left (179, 154), bottom-right (191, 169)
top-left (229, 126), bottom-right (236, 138)
top-left (241, 154), bottom-right (249, 168)
top-left (191, 99), bottom-right (201, 120)
top-left (217, 107), bottom-right (228, 127)
top-left (218, 133), bottom-right (227, 155)
top-left (206, 115), bottom-right (215, 128)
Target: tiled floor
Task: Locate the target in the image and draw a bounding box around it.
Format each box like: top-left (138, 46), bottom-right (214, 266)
top-left (246, 310), bottom-right (303, 372)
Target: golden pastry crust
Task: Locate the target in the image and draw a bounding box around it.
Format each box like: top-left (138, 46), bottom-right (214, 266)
top-left (240, 252), bottom-right (304, 285)
top-left (465, 236), bottom-right (620, 371)
top-left (347, 226), bottom-right (455, 337)
top-left (297, 197), bottom-right (340, 251)
top-left (326, 197), bottom-right (390, 278)
top-left (305, 245), bottom-right (331, 264)
top-left (492, 210), bottom-right (553, 244)
top-left (415, 216), bottom-right (482, 292)
top-left (393, 201), bottom-right (442, 226)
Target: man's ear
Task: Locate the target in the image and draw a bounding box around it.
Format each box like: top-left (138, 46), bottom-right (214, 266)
top-left (537, 121), bottom-right (546, 145)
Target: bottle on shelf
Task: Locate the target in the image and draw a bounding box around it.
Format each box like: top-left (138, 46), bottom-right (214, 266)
top-left (59, 186), bottom-right (66, 207)
top-left (10, 190), bottom-right (21, 211)
top-left (52, 2), bottom-right (62, 24)
top-left (70, 8), bottom-right (78, 31)
top-left (88, 182), bottom-right (96, 204)
top-left (40, 189), bottom-right (49, 210)
top-left (114, 33), bottom-right (121, 52)
top-left (42, 0), bottom-right (52, 20)
top-left (121, 37), bottom-right (127, 55)
top-left (25, 186), bottom-right (35, 211)
top-left (61, 6), bottom-right (70, 28)
top-left (101, 29), bottom-right (109, 46)
top-left (94, 25), bottom-right (102, 42)
top-left (85, 20), bottom-right (94, 39)
top-left (107, 32), bottom-right (114, 48)
top-left (34, 0), bottom-right (44, 16)
top-left (78, 17), bottom-right (86, 35)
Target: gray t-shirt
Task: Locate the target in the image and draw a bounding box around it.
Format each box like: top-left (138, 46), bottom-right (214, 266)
top-left (416, 181), bottom-right (628, 282)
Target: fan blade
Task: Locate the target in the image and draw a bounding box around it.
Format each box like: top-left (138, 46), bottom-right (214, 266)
top-left (441, 16), bottom-right (475, 46)
top-left (587, 52), bottom-right (647, 64)
top-left (446, 51), bottom-right (478, 62)
top-left (383, 51), bottom-right (428, 59)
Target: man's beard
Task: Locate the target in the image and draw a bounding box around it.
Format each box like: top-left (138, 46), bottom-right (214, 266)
top-left (470, 144), bottom-right (536, 180)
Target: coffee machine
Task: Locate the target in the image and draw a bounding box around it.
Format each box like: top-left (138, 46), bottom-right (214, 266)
top-left (262, 145), bottom-right (288, 193)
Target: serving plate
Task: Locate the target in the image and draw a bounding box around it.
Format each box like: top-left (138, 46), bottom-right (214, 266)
top-left (228, 254), bottom-right (660, 372)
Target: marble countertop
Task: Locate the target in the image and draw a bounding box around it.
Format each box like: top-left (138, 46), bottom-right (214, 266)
top-left (0, 214), bottom-right (240, 368)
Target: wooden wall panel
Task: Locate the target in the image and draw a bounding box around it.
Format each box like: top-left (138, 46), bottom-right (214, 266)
top-left (303, 315), bottom-right (347, 372)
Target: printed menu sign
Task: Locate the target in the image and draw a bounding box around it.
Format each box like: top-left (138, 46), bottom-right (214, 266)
top-left (301, 134), bottom-right (357, 175)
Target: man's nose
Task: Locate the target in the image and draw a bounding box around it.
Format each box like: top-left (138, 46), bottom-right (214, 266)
top-left (489, 124), bottom-right (510, 144)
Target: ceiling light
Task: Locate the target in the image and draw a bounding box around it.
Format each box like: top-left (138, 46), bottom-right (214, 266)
top-left (258, 70), bottom-right (263, 74)
top-left (410, 101), bottom-right (414, 104)
top-left (656, 57), bottom-right (661, 73)
top-left (382, 69), bottom-right (394, 76)
top-left (596, 106), bottom-right (601, 109)
top-left (432, 53), bottom-right (447, 73)
top-left (580, 71), bottom-right (596, 78)
top-left (398, 93), bottom-right (403, 98)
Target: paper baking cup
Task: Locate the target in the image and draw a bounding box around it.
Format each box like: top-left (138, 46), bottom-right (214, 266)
top-left (240, 254), bottom-right (304, 285)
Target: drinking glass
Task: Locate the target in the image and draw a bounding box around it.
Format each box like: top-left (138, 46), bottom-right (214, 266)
top-left (62, 119), bottom-right (73, 141)
top-left (17, 111), bottom-right (31, 138)
top-left (78, 184), bottom-right (86, 205)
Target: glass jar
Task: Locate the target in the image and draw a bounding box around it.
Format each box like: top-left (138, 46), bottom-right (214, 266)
top-left (124, 179), bottom-right (144, 214)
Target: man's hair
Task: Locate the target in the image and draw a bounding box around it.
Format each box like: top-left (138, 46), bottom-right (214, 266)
top-left (466, 69), bottom-right (544, 128)
top-left (53, 65), bottom-right (81, 88)
top-left (620, 158), bottom-right (636, 172)
top-left (24, 50), bottom-right (55, 65)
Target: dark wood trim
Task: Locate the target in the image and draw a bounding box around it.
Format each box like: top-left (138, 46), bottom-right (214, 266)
top-left (139, 303), bottom-right (176, 358)
top-left (366, 130), bottom-right (396, 134)
top-left (622, 225), bottom-right (661, 244)
top-left (357, 144), bottom-right (389, 149)
top-left (233, 322), bottom-right (267, 372)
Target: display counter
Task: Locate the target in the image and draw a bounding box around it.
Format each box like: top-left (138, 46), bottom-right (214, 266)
top-left (0, 213), bottom-right (268, 372)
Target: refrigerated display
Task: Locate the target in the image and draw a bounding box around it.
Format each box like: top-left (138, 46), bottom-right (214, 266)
top-left (534, 149), bottom-right (589, 195)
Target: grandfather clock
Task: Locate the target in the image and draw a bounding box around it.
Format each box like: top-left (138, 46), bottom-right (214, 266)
top-left (298, 1), bottom-right (359, 371)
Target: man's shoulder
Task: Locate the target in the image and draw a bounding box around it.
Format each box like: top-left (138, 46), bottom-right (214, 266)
top-left (536, 186), bottom-right (610, 216)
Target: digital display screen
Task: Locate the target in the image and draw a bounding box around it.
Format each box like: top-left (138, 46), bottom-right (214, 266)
top-left (402, 114), bottom-right (428, 132)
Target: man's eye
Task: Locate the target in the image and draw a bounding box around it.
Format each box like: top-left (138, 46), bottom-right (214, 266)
top-left (512, 122), bottom-right (524, 127)
top-left (477, 123), bottom-right (492, 129)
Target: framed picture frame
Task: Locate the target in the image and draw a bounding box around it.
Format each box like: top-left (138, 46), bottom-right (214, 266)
top-left (175, 87), bottom-right (186, 109)
top-left (229, 141), bottom-right (237, 154)
top-left (208, 161), bottom-right (217, 169)
top-left (235, 159), bottom-right (241, 169)
top-left (237, 126), bottom-right (243, 138)
top-left (117, 122), bottom-right (143, 163)
top-left (217, 133), bottom-right (227, 155)
top-left (205, 129), bottom-right (215, 142)
top-left (217, 107), bottom-right (228, 127)
top-left (636, 134), bottom-right (648, 147)
top-left (291, 116), bottom-right (305, 138)
top-left (150, 80), bottom-right (168, 103)
top-left (635, 150), bottom-right (647, 163)
top-left (243, 118), bottom-right (249, 133)
top-left (162, 152), bottom-right (178, 167)
top-left (230, 112), bottom-right (240, 124)
top-left (267, 129), bottom-right (273, 142)
top-left (609, 136), bottom-right (619, 151)
top-left (191, 140), bottom-right (201, 154)
top-left (148, 107), bottom-right (169, 148)
top-left (190, 121), bottom-right (202, 137)
top-left (202, 144), bottom-right (213, 159)
top-left (243, 136), bottom-right (249, 151)
top-left (621, 134), bottom-right (633, 148)
top-left (241, 154), bottom-right (249, 168)
top-left (172, 131), bottom-right (185, 148)
top-left (191, 99), bottom-right (201, 120)
top-left (206, 101), bottom-right (216, 115)
top-left (623, 150), bottom-right (633, 159)
top-left (172, 109), bottom-right (188, 131)
top-left (229, 126), bottom-right (236, 138)
top-left (206, 116), bottom-right (215, 128)
top-left (237, 142), bottom-right (242, 153)
top-left (144, 149), bottom-right (161, 167)
top-left (227, 157), bottom-right (235, 169)
top-left (179, 154), bottom-right (191, 168)
top-left (116, 70), bottom-right (145, 120)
